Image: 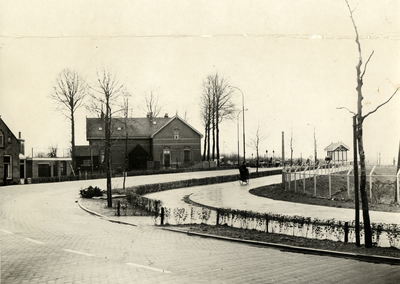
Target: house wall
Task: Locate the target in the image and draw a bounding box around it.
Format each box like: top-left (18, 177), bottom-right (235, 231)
top-left (0, 119), bottom-right (21, 185)
top-left (153, 119), bottom-right (202, 168)
top-left (84, 117), bottom-right (203, 171)
top-left (26, 158), bottom-right (72, 179)
top-left (88, 139), bottom-right (152, 172)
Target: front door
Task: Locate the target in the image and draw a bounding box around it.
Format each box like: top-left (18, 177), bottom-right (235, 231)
top-left (163, 150), bottom-right (170, 168)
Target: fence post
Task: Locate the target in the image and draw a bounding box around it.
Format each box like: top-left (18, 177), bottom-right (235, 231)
top-left (344, 222), bottom-right (349, 243)
top-left (304, 166), bottom-right (308, 193)
top-left (328, 171), bottom-right (331, 199)
top-left (369, 165), bottom-right (376, 200)
top-left (346, 167), bottom-right (352, 198)
top-left (288, 168), bottom-right (291, 191)
top-left (313, 166), bottom-right (317, 197)
top-left (216, 209), bottom-right (220, 226)
top-left (266, 214), bottom-right (269, 233)
top-left (397, 169), bottom-right (400, 204)
top-left (117, 200), bottom-right (120, 217)
top-left (161, 207), bottom-right (165, 225)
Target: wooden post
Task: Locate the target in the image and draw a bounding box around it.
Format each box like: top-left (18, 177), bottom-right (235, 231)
top-left (161, 207), bottom-right (165, 225)
top-left (117, 200), bottom-right (120, 216)
top-left (216, 209), bottom-right (220, 226)
top-left (344, 222), bottom-right (349, 243)
top-left (328, 171), bottom-right (332, 199)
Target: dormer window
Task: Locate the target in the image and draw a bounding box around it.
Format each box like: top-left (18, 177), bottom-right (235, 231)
top-left (174, 128), bottom-right (180, 140)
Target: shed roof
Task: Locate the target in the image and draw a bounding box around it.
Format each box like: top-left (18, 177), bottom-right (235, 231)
top-left (324, 141), bottom-right (350, 151)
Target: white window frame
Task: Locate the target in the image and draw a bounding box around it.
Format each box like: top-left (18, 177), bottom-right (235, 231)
top-left (4, 155), bottom-right (12, 179)
top-left (174, 128), bottom-right (180, 140)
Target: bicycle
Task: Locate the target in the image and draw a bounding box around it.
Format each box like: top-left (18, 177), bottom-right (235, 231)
top-left (238, 166), bottom-right (250, 185)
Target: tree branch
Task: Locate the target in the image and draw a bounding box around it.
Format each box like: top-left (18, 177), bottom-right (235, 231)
top-left (361, 50), bottom-right (374, 79)
top-left (337, 106), bottom-right (356, 116)
top-left (362, 87), bottom-right (399, 122)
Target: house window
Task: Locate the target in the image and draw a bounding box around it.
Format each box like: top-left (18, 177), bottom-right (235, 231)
top-left (174, 128), bottom-right (180, 140)
top-left (4, 156), bottom-right (12, 179)
top-left (184, 149), bottom-right (191, 162)
top-left (0, 131), bottom-right (3, 147)
top-left (8, 136), bottom-right (12, 143)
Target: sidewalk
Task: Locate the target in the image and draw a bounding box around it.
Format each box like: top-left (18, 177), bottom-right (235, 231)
top-left (146, 174), bottom-right (400, 225)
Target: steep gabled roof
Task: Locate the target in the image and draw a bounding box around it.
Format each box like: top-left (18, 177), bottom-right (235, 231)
top-left (151, 115), bottom-right (203, 138)
top-left (324, 141), bottom-right (350, 152)
top-left (86, 115), bottom-right (202, 140)
top-left (0, 116), bottom-right (21, 145)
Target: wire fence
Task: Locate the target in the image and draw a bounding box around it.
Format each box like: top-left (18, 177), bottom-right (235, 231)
top-left (283, 164), bottom-right (400, 205)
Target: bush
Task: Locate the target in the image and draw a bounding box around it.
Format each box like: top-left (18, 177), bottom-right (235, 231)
top-left (80, 186), bottom-right (103, 198)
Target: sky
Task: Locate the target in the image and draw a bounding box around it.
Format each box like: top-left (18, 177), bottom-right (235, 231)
top-left (1, 0), bottom-right (399, 164)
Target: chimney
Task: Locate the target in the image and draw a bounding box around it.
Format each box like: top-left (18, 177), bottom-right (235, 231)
top-left (18, 132), bottom-right (25, 155)
top-left (164, 113), bottom-right (169, 118)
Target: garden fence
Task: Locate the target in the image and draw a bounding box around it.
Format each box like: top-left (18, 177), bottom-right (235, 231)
top-left (283, 163), bottom-right (400, 205)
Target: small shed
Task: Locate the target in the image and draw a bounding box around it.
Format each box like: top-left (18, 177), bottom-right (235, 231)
top-left (324, 142), bottom-right (349, 162)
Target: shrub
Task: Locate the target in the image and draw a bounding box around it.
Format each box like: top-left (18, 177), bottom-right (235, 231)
top-left (80, 186), bottom-right (103, 198)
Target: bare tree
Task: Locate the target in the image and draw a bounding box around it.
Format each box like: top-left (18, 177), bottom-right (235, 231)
top-left (200, 80), bottom-right (213, 161)
top-left (50, 69), bottom-right (88, 169)
top-left (201, 73), bottom-right (236, 167)
top-left (88, 66), bottom-right (124, 208)
top-left (47, 144), bottom-right (58, 158)
top-left (289, 127), bottom-right (297, 166)
top-left (251, 124), bottom-right (267, 173)
top-left (340, 1), bottom-right (399, 248)
top-left (144, 88), bottom-right (163, 118)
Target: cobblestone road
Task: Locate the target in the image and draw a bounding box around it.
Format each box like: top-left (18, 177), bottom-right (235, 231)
top-left (1, 174), bottom-right (400, 283)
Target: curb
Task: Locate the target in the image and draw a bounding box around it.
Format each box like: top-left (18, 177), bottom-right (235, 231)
top-left (162, 227), bottom-right (400, 265)
top-left (77, 198), bottom-right (137, 227)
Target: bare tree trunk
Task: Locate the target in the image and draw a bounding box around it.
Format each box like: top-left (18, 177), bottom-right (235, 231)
top-left (356, 119), bottom-right (372, 247)
top-left (202, 124), bottom-right (208, 161)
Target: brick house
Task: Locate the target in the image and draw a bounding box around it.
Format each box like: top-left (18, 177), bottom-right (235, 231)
top-left (0, 117), bottom-right (23, 185)
top-left (78, 114), bottom-right (203, 172)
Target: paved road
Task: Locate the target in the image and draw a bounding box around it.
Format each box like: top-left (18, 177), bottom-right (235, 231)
top-left (1, 172), bottom-right (400, 283)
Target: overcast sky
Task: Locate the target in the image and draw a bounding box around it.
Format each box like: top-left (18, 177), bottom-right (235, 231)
top-left (1, 0), bottom-right (399, 164)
